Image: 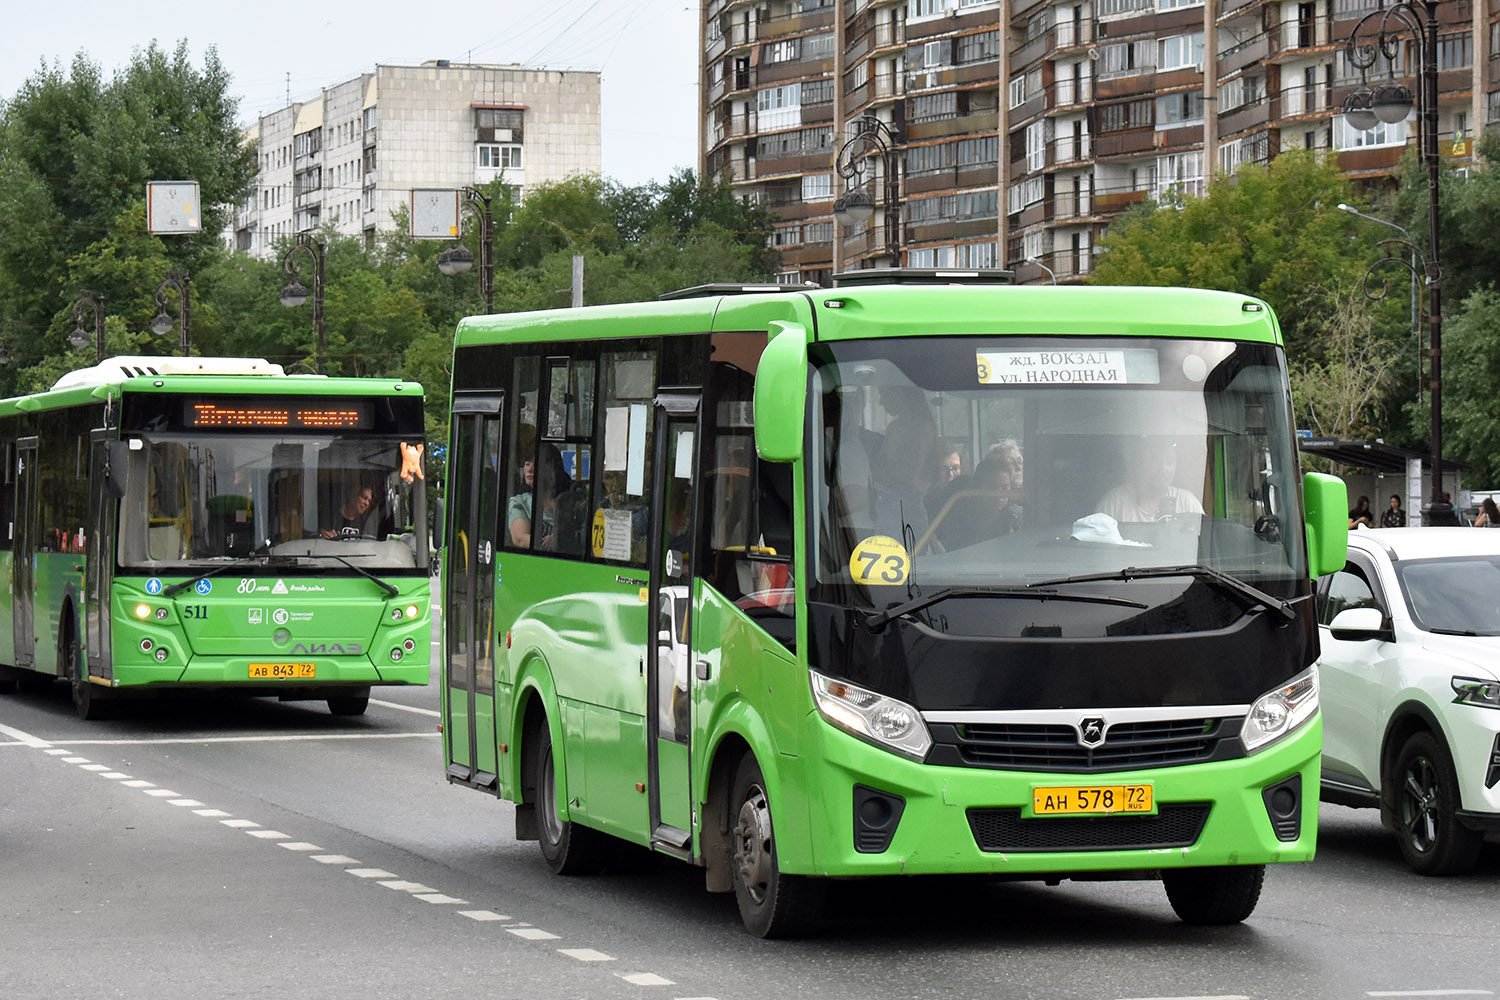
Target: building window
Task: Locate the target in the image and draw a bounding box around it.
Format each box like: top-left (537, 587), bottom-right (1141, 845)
top-left (1006, 175), bottom-right (1044, 214)
top-left (1009, 75), bottom-right (1027, 109)
top-left (758, 84), bottom-right (802, 130)
top-left (764, 39), bottom-right (800, 63)
top-left (956, 241), bottom-right (997, 268)
top-left (1337, 115), bottom-right (1405, 150)
top-left (1218, 74), bottom-right (1264, 111)
top-left (803, 221), bottom-right (834, 244)
top-left (1155, 151), bottom-right (1204, 199)
top-left (294, 129), bottom-right (322, 158)
top-left (1437, 33), bottom-right (1471, 71)
top-left (1158, 32), bottom-right (1204, 72)
top-left (1100, 98), bottom-right (1153, 132)
top-left (802, 173), bottom-right (833, 201)
top-left (907, 142), bottom-right (957, 174)
top-left (907, 0), bottom-right (947, 18)
top-left (924, 40), bottom-right (948, 68)
top-left (1097, 0), bottom-right (1150, 16)
top-left (1156, 91), bottom-right (1204, 128)
top-left (477, 144), bottom-right (523, 170)
top-left (803, 33), bottom-right (835, 61)
top-left (1025, 121), bottom-right (1046, 172)
top-left (1158, 0), bottom-right (1202, 8)
top-left (910, 92), bottom-right (959, 122)
top-left (1100, 41), bottom-right (1154, 77)
top-left (802, 79), bottom-right (835, 106)
top-left (958, 30), bottom-right (999, 65)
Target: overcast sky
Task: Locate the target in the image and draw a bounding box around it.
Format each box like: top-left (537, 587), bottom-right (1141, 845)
top-left (0, 0), bottom-right (699, 188)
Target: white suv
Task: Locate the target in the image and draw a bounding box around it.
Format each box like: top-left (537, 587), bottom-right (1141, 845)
top-left (1316, 527), bottom-right (1500, 874)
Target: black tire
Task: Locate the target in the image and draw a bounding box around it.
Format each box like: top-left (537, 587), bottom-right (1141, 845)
top-left (729, 754), bottom-right (826, 938)
top-left (534, 722), bottom-right (607, 875)
top-left (65, 626), bottom-right (110, 721)
top-left (1162, 865), bottom-right (1264, 925)
top-left (1392, 730), bottom-right (1483, 876)
top-left (327, 690), bottom-right (371, 716)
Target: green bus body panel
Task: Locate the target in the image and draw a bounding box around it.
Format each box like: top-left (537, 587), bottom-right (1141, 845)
top-left (1303, 471), bottom-right (1350, 578)
top-left (106, 576), bottom-right (430, 688)
top-left (0, 369), bottom-right (429, 693)
top-left (445, 282), bottom-right (1316, 885)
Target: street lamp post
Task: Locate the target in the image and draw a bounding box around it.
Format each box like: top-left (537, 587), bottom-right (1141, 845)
top-left (833, 116), bottom-right (902, 266)
top-left (69, 290), bottom-right (106, 363)
top-left (1342, 0), bottom-right (1450, 523)
top-left (1026, 256), bottom-right (1058, 285)
top-left (152, 268), bottom-right (191, 356)
top-left (279, 233), bottom-right (326, 373)
top-left (1337, 203), bottom-right (1420, 395)
top-left (436, 186), bottom-right (494, 313)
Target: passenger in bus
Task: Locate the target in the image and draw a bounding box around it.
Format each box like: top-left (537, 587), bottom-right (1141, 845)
top-left (321, 483), bottom-right (387, 539)
top-left (934, 450), bottom-right (1023, 548)
top-left (870, 384), bottom-right (937, 538)
top-left (508, 443), bottom-right (570, 550)
top-left (1097, 437), bottom-right (1204, 523)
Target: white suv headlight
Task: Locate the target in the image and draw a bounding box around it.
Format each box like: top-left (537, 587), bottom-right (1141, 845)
top-left (1240, 666), bottom-right (1319, 754)
top-left (1452, 676), bottom-right (1500, 709)
top-left (810, 669), bottom-right (932, 761)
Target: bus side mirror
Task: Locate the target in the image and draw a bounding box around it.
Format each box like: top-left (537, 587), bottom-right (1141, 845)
top-left (1302, 471), bottom-right (1348, 579)
top-left (753, 321), bottom-right (808, 463)
top-left (104, 441), bottom-right (131, 499)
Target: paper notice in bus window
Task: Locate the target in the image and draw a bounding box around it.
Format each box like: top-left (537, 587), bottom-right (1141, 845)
top-left (976, 349), bottom-right (1160, 386)
top-left (602, 508), bottom-right (633, 561)
top-left (627, 403), bottom-right (648, 496)
top-left (674, 431), bottom-right (694, 479)
top-left (604, 407), bottom-right (628, 471)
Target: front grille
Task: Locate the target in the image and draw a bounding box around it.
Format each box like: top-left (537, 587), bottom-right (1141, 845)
top-left (968, 804), bottom-right (1211, 853)
top-left (934, 717), bottom-right (1239, 773)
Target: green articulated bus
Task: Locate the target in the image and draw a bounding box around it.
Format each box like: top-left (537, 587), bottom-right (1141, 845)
top-left (0, 356), bottom-right (432, 719)
top-left (440, 272), bottom-right (1348, 936)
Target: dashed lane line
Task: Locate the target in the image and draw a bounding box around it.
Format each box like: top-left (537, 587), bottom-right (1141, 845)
top-left (34, 732), bottom-right (438, 746)
top-left (10, 716), bottom-right (710, 998)
top-left (369, 698), bottom-right (440, 718)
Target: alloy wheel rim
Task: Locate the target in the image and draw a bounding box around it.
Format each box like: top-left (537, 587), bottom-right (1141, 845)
top-left (1400, 755), bottom-right (1439, 854)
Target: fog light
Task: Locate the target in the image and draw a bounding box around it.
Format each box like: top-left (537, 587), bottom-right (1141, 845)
top-left (154, 647), bottom-right (169, 662)
top-left (390, 607), bottom-right (404, 621)
top-left (405, 604), bottom-right (420, 619)
top-left (135, 604), bottom-right (151, 619)
top-left (390, 647), bottom-right (403, 662)
top-left (140, 638), bottom-right (154, 652)
top-left (402, 638), bottom-right (416, 652)
top-left (155, 607), bottom-right (169, 620)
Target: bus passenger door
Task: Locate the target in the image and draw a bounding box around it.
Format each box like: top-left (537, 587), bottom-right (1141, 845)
top-left (85, 431), bottom-right (115, 679)
top-left (647, 391), bottom-right (702, 855)
top-left (445, 397), bottom-right (504, 791)
top-left (12, 437), bottom-right (38, 668)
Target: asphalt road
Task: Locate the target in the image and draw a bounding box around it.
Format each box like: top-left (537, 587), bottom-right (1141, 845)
top-left (3, 670), bottom-right (1498, 1000)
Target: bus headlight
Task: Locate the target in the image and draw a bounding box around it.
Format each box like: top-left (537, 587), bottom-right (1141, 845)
top-left (1240, 667), bottom-right (1319, 754)
top-left (811, 669), bottom-right (931, 761)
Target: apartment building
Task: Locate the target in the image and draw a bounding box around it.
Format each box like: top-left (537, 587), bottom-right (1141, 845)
top-left (232, 62), bottom-right (601, 259)
top-left (701, 0), bottom-right (1490, 285)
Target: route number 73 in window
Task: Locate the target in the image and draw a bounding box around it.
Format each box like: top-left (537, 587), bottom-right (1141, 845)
top-left (848, 535), bottom-right (910, 586)
top-left (1032, 783), bottom-right (1154, 816)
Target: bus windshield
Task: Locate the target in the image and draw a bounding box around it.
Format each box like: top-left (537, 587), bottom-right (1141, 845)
top-left (116, 431), bottom-right (428, 571)
top-left (809, 336), bottom-right (1304, 614)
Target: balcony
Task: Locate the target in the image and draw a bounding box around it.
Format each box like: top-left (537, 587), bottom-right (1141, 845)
top-left (1051, 76), bottom-right (1094, 110)
top-left (1047, 18), bottom-right (1094, 56)
top-left (1047, 132), bottom-right (1094, 168)
top-left (1217, 32), bottom-right (1269, 77)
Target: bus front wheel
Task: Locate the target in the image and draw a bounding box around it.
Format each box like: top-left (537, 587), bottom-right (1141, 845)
top-left (729, 754), bottom-right (825, 938)
top-left (64, 626), bottom-right (109, 721)
top-left (534, 722), bottom-right (606, 875)
top-left (1161, 864), bottom-right (1264, 924)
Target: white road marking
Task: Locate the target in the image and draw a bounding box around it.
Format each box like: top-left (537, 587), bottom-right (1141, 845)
top-left (143, 789), bottom-right (180, 797)
top-left (311, 855), bottom-right (360, 865)
top-left (221, 819), bottom-right (260, 828)
top-left (0, 722), bottom-right (50, 748)
top-left (168, 799), bottom-right (204, 807)
top-left (100, 772), bottom-right (130, 779)
top-left (121, 780), bottom-right (155, 788)
top-left (246, 830), bottom-right (289, 839)
top-left (1119, 996), bottom-right (1251, 1000)
top-left (62, 756), bottom-right (90, 764)
top-left (45, 748), bottom-right (72, 755)
top-left (559, 949), bottom-right (614, 962)
top-left (347, 868), bottom-right (399, 879)
top-left (369, 698), bottom-right (440, 718)
top-left (1367, 992), bottom-right (1495, 997)
top-left (459, 911), bottom-right (511, 922)
top-left (79, 763), bottom-right (110, 771)
top-left (505, 927), bottom-right (561, 941)
top-left (619, 973), bottom-right (675, 987)
top-left (278, 842), bottom-right (323, 851)
top-left (50, 733), bottom-right (437, 746)
top-left (377, 880), bottom-right (436, 893)
top-left (414, 893), bottom-right (468, 904)
top-left (193, 809), bottom-right (232, 817)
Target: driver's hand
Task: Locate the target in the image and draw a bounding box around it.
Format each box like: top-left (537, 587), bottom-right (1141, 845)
top-left (320, 528), bottom-right (336, 539)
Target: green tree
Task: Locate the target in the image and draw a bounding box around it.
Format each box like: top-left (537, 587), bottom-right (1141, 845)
top-left (1428, 287), bottom-right (1500, 485)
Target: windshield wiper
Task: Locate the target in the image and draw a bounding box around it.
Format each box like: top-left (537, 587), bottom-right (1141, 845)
top-left (1428, 627), bottom-right (1487, 636)
top-left (163, 562), bottom-right (254, 597)
top-left (865, 585), bottom-right (1147, 633)
top-left (1029, 564), bottom-right (1297, 622)
top-left (311, 552), bottom-right (400, 597)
